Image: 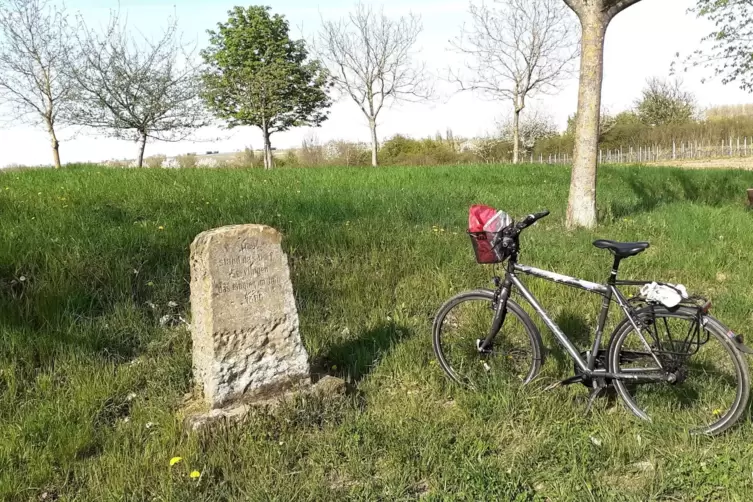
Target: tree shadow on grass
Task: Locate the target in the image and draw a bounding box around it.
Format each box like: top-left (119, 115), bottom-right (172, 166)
top-left (606, 169), bottom-right (751, 220)
top-left (0, 193), bottom-right (415, 371)
top-left (0, 237), bottom-right (187, 369)
top-left (311, 323), bottom-right (411, 385)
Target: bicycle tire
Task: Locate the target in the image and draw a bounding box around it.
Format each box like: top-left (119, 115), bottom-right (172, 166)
top-left (432, 289), bottom-right (543, 389)
top-left (608, 305), bottom-right (750, 435)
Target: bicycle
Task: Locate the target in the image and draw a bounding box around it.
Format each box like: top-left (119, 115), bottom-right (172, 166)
top-left (432, 210), bottom-right (753, 435)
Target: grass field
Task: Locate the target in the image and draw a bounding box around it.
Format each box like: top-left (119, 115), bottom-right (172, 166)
top-left (2, 163), bottom-right (753, 501)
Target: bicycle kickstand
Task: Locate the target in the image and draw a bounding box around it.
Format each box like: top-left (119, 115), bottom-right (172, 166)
top-left (584, 383), bottom-right (607, 415)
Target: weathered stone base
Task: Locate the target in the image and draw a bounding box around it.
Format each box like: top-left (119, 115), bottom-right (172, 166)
top-left (183, 375), bottom-right (346, 431)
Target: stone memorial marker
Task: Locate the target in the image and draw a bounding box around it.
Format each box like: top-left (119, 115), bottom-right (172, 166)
top-left (189, 224), bottom-right (311, 411)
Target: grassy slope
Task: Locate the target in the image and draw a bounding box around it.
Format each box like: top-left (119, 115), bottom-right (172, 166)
top-left (1, 164), bottom-right (753, 501)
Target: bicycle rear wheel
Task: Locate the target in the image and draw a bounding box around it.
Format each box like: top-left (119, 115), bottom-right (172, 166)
top-left (432, 289), bottom-right (543, 389)
top-left (608, 305), bottom-right (750, 435)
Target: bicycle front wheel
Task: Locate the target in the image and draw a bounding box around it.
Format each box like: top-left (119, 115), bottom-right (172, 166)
top-left (432, 289), bottom-right (543, 389)
top-left (608, 305), bottom-right (750, 435)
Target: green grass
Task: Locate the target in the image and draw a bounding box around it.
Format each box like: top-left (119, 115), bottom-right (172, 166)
top-left (2, 163), bottom-right (753, 501)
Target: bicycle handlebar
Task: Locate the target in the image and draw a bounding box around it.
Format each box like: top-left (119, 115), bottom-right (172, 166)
top-left (514, 210), bottom-right (550, 231)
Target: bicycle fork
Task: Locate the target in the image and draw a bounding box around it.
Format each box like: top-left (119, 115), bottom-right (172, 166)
top-left (478, 275), bottom-right (513, 353)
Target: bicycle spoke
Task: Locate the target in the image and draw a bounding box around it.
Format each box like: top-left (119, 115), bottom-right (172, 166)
top-left (611, 306), bottom-right (747, 434)
top-left (433, 292), bottom-right (541, 389)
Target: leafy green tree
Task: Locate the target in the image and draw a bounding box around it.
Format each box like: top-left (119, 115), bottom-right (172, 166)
top-left (680, 0), bottom-right (753, 92)
top-left (635, 77), bottom-right (695, 126)
top-left (201, 6), bottom-right (331, 169)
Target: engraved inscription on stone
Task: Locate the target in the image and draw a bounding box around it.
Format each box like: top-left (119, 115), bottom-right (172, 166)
top-left (189, 224), bottom-right (310, 409)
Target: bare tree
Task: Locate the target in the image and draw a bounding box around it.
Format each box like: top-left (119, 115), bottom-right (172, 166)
top-left (67, 11), bottom-right (207, 167)
top-left (564, 0), bottom-right (643, 229)
top-left (317, 2), bottom-right (432, 167)
top-left (0, 0), bottom-right (75, 168)
top-left (451, 0), bottom-right (578, 164)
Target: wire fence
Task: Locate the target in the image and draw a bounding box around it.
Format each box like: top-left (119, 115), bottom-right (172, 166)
top-left (523, 137), bottom-right (753, 165)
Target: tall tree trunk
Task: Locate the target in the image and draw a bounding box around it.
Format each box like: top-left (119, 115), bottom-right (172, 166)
top-left (263, 129), bottom-right (274, 170)
top-left (48, 124), bottom-right (61, 169)
top-left (137, 132), bottom-right (147, 168)
top-left (512, 107), bottom-right (521, 165)
top-left (369, 117), bottom-right (378, 167)
top-left (566, 12), bottom-right (608, 229)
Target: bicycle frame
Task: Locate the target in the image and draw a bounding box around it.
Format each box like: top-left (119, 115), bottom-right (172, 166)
top-left (482, 254), bottom-right (671, 383)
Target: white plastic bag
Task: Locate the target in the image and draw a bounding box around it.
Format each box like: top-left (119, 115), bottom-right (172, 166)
top-left (640, 282), bottom-right (688, 308)
top-left (483, 210), bottom-right (512, 233)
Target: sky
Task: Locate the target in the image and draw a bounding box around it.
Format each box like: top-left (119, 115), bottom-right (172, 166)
top-left (1, 0), bottom-right (751, 167)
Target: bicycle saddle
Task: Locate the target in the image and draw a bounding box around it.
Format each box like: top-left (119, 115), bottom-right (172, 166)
top-left (592, 239), bottom-right (649, 258)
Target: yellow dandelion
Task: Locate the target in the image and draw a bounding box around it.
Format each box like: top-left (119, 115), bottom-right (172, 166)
top-left (158, 226), bottom-right (165, 230)
top-left (713, 408), bottom-right (723, 416)
top-left (189, 470), bottom-right (201, 479)
top-left (169, 456), bottom-right (183, 466)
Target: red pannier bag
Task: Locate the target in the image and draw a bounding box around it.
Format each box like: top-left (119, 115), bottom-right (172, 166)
top-left (468, 205), bottom-right (499, 263)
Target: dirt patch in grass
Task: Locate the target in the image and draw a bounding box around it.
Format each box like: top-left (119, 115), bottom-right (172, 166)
top-left (648, 157), bottom-right (753, 170)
